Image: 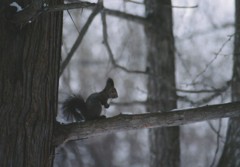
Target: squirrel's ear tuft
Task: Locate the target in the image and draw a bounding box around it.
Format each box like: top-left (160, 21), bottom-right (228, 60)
top-left (107, 78), bottom-right (114, 86)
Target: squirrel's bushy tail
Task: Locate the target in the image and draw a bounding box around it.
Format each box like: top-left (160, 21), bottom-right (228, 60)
top-left (62, 95), bottom-right (87, 122)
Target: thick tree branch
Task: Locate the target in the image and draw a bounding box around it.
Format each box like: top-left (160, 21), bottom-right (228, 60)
top-left (54, 102), bottom-right (240, 146)
top-left (9, 1), bottom-right (197, 26)
top-left (46, 1), bottom-right (96, 12)
top-left (49, 2), bottom-right (146, 24)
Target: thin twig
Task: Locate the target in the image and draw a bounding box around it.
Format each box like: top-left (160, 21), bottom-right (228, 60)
top-left (192, 34), bottom-right (234, 83)
top-left (101, 10), bottom-right (147, 74)
top-left (67, 10), bottom-right (80, 33)
top-left (209, 119), bottom-right (222, 167)
top-left (124, 0), bottom-right (144, 5)
top-left (103, 8), bottom-right (146, 25)
top-left (179, 86), bottom-right (229, 106)
top-left (207, 121), bottom-right (224, 140)
top-left (178, 22), bottom-right (233, 41)
top-left (60, 4), bottom-right (102, 75)
top-left (177, 81), bottom-right (231, 94)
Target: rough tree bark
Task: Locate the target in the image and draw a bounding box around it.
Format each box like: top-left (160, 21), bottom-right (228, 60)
top-left (217, 0), bottom-right (240, 166)
top-left (0, 0), bottom-right (62, 166)
top-left (54, 102), bottom-right (240, 145)
top-left (144, 0), bottom-right (180, 166)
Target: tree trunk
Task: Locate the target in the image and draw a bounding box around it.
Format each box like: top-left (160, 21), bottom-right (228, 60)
top-left (217, 0), bottom-right (240, 166)
top-left (0, 0), bottom-right (62, 166)
top-left (144, 0), bottom-right (180, 167)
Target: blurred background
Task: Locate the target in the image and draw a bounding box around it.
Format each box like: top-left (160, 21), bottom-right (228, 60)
top-left (55, 0), bottom-right (235, 166)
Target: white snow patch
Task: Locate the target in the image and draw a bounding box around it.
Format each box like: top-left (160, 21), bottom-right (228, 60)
top-left (10, 2), bottom-right (23, 12)
top-left (43, 3), bottom-right (48, 7)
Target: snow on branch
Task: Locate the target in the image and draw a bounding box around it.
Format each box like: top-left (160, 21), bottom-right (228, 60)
top-left (46, 1), bottom-right (96, 12)
top-left (5, 1), bottom-right (97, 25)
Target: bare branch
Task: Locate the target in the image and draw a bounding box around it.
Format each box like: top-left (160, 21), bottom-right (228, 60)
top-left (207, 120), bottom-right (224, 140)
top-left (124, 0), bottom-right (198, 9)
top-left (209, 120), bottom-right (222, 167)
top-left (60, 5), bottom-right (102, 75)
top-left (179, 88), bottom-right (228, 106)
top-left (46, 1), bottom-right (97, 12)
top-left (10, 1), bottom-right (194, 26)
top-left (192, 34), bottom-right (234, 83)
top-left (112, 100), bottom-right (147, 106)
top-left (178, 22), bottom-right (233, 40)
top-left (103, 8), bottom-right (146, 25)
top-left (171, 5), bottom-right (198, 9)
top-left (101, 10), bottom-right (147, 74)
top-left (46, 2), bottom-right (146, 24)
top-left (124, 0), bottom-right (144, 5)
top-left (177, 81), bottom-right (230, 94)
top-left (54, 102), bottom-right (240, 145)
top-left (59, 2), bottom-right (147, 75)
top-left (113, 82), bottom-right (230, 107)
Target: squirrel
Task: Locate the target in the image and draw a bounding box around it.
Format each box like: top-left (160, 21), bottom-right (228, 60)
top-left (62, 78), bottom-right (118, 122)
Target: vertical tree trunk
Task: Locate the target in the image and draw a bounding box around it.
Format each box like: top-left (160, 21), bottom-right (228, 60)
top-left (0, 0), bottom-right (62, 166)
top-left (217, 0), bottom-right (240, 166)
top-left (144, 0), bottom-right (180, 167)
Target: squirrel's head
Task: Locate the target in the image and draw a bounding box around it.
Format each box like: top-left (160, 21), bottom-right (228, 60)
top-left (106, 78), bottom-right (118, 98)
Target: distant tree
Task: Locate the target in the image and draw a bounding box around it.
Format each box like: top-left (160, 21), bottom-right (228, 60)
top-left (217, 0), bottom-right (240, 166)
top-left (144, 0), bottom-right (180, 167)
